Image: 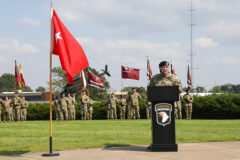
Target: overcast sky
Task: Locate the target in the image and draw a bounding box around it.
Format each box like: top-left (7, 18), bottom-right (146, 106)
top-left (0, 0), bottom-right (240, 92)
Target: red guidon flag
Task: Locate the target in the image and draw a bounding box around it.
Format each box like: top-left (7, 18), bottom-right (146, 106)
top-left (51, 9), bottom-right (89, 83)
top-left (187, 65), bottom-right (192, 88)
top-left (147, 58), bottom-right (152, 80)
top-left (88, 70), bottom-right (104, 89)
top-left (171, 64), bottom-right (175, 74)
top-left (121, 66), bottom-right (140, 80)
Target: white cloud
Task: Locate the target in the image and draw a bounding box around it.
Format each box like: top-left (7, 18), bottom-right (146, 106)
top-left (77, 37), bottom-right (184, 58)
top-left (17, 18), bottom-right (40, 27)
top-left (194, 37), bottom-right (218, 48)
top-left (0, 56), bottom-right (8, 63)
top-left (0, 38), bottom-right (38, 54)
top-left (221, 57), bottom-right (240, 65)
top-left (54, 0), bottom-right (187, 35)
top-left (203, 21), bottom-right (240, 39)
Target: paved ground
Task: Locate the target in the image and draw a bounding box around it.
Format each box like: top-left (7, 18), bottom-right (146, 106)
top-left (1, 141), bottom-right (240, 160)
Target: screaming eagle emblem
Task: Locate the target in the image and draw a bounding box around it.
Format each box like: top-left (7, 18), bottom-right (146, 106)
top-left (155, 103), bottom-right (172, 126)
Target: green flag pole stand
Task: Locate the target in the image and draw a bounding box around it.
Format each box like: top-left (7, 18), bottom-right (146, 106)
top-left (42, 136), bottom-right (60, 156)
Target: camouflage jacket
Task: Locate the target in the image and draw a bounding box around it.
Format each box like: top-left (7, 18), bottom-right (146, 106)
top-left (149, 73), bottom-right (183, 93)
top-left (183, 94), bottom-right (194, 104)
top-left (21, 100), bottom-right (28, 109)
top-left (131, 92), bottom-right (141, 106)
top-left (109, 97), bottom-right (119, 108)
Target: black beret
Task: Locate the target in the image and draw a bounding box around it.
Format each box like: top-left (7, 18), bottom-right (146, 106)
top-left (159, 61), bottom-right (169, 67)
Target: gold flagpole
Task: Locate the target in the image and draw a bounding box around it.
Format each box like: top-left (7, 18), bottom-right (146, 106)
top-left (42, 0), bottom-right (59, 156)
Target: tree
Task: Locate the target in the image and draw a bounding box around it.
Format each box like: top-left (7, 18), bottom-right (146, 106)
top-left (52, 66), bottom-right (68, 91)
top-left (209, 85), bottom-right (222, 93)
top-left (121, 86), bottom-right (147, 99)
top-left (51, 66), bottom-right (111, 101)
top-left (0, 73), bottom-right (32, 92)
top-left (35, 86), bottom-right (46, 92)
top-left (209, 83), bottom-right (240, 93)
top-left (196, 86), bottom-right (207, 93)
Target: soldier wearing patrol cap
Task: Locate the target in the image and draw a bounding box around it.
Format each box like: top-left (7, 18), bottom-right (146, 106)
top-left (149, 61), bottom-right (183, 118)
top-left (131, 88), bottom-right (141, 119)
top-left (183, 88), bottom-right (194, 120)
top-left (13, 92), bottom-right (21, 121)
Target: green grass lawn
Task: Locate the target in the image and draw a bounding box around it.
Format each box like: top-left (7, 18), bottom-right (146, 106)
top-left (0, 119), bottom-right (240, 155)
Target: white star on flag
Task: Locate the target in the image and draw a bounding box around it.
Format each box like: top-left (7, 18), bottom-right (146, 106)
top-left (55, 32), bottom-right (62, 43)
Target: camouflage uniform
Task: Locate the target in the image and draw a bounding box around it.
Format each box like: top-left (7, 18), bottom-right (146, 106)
top-left (109, 96), bottom-right (119, 120)
top-left (149, 72), bottom-right (182, 116)
top-left (20, 98), bottom-right (28, 121)
top-left (174, 94), bottom-right (182, 119)
top-left (81, 94), bottom-right (89, 120)
top-left (183, 92), bottom-right (194, 120)
top-left (88, 99), bottom-right (95, 120)
top-left (67, 96), bottom-right (77, 120)
top-left (54, 97), bottom-right (61, 120)
top-left (13, 95), bottom-right (21, 121)
top-left (0, 99), bottom-right (9, 121)
top-left (131, 92), bottom-right (141, 119)
top-left (120, 97), bottom-right (127, 119)
top-left (9, 99), bottom-right (14, 121)
top-left (127, 94), bottom-right (132, 119)
top-left (146, 102), bottom-right (152, 119)
top-left (60, 96), bottom-right (68, 120)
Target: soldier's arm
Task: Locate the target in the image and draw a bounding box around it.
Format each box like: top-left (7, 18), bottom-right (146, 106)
top-left (26, 101), bottom-right (29, 107)
top-left (138, 93), bottom-right (141, 100)
top-left (0, 99), bottom-right (3, 104)
top-left (148, 78), bottom-right (154, 87)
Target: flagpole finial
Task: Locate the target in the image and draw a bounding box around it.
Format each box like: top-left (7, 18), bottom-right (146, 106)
top-left (51, 0), bottom-right (53, 8)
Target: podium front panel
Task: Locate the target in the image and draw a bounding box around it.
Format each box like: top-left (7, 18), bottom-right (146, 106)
top-left (147, 86), bottom-right (179, 102)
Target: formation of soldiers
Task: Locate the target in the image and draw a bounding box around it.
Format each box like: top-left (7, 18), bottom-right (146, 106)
top-left (107, 88), bottom-right (149, 120)
top-left (0, 92), bottom-right (28, 122)
top-left (54, 93), bottom-right (77, 120)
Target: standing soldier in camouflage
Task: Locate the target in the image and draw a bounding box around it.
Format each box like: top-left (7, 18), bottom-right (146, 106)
top-left (120, 94), bottom-right (127, 120)
top-left (108, 93), bottom-right (119, 120)
top-left (149, 61), bottom-right (182, 119)
top-left (13, 92), bottom-right (21, 121)
top-left (88, 99), bottom-right (95, 120)
top-left (127, 93), bottom-right (132, 119)
top-left (60, 93), bottom-right (68, 120)
top-left (131, 88), bottom-right (141, 119)
top-left (174, 94), bottom-right (182, 120)
top-left (67, 93), bottom-right (77, 120)
top-left (146, 101), bottom-right (152, 119)
top-left (54, 96), bottom-right (61, 120)
top-left (72, 94), bottom-right (76, 120)
top-left (183, 89), bottom-right (194, 120)
top-left (9, 97), bottom-right (14, 121)
top-left (20, 97), bottom-right (28, 121)
top-left (81, 91), bottom-right (89, 120)
top-left (0, 97), bottom-right (12, 121)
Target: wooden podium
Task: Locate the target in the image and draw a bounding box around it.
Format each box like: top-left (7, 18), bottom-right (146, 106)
top-left (147, 86), bottom-right (179, 152)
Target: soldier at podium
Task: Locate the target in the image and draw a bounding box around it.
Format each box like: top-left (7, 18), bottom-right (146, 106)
top-left (149, 61), bottom-right (182, 91)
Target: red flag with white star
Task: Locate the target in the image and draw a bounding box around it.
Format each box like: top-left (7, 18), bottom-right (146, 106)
top-left (51, 9), bottom-right (89, 83)
top-left (121, 66), bottom-right (140, 80)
